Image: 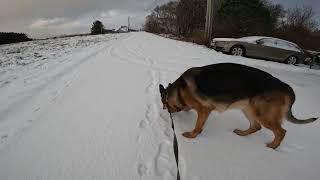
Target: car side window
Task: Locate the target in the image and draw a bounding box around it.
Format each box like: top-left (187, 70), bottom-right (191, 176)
top-left (260, 38), bottom-right (277, 48)
top-left (275, 40), bottom-right (288, 49)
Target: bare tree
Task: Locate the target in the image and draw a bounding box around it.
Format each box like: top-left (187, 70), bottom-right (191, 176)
top-left (144, 2), bottom-right (178, 34)
top-left (176, 0), bottom-right (207, 37)
top-left (273, 6), bottom-right (319, 51)
top-left (145, 13), bottom-right (163, 33)
top-left (263, 0), bottom-right (286, 28)
top-left (285, 6), bottom-right (318, 33)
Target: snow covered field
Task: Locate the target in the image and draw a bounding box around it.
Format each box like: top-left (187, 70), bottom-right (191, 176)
top-left (0, 32), bottom-right (319, 180)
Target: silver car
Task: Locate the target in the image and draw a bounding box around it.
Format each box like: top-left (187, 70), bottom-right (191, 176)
top-left (210, 36), bottom-right (308, 65)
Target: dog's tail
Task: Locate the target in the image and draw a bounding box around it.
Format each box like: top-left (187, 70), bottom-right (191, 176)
top-left (287, 108), bottom-right (317, 124)
top-left (286, 87), bottom-right (318, 124)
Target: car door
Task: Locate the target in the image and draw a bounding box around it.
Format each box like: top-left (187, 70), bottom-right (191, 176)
top-left (248, 38), bottom-right (280, 60)
top-left (272, 40), bottom-right (298, 62)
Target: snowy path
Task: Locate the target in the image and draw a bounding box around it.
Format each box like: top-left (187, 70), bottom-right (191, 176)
top-left (1, 32), bottom-right (320, 180)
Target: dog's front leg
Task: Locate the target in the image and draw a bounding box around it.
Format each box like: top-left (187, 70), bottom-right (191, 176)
top-left (183, 108), bottom-right (210, 138)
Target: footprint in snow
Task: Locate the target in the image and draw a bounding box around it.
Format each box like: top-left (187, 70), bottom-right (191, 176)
top-left (0, 80), bottom-right (10, 87)
top-left (137, 163), bottom-right (148, 176)
top-left (136, 135), bottom-right (142, 143)
top-left (154, 142), bottom-right (175, 176)
top-left (1, 134), bottom-right (8, 139)
top-left (64, 81), bottom-right (72, 87)
top-left (139, 120), bottom-right (148, 129)
top-left (34, 107), bottom-right (40, 112)
top-left (49, 90), bottom-right (59, 101)
top-left (278, 143), bottom-right (304, 153)
top-left (159, 112), bottom-right (170, 123)
top-left (145, 104), bottom-right (155, 122)
top-left (164, 128), bottom-right (172, 138)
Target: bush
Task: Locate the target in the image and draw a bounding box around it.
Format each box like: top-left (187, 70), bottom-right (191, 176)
top-left (185, 30), bottom-right (210, 45)
top-left (144, 0), bottom-right (319, 51)
top-left (0, 32), bottom-right (31, 45)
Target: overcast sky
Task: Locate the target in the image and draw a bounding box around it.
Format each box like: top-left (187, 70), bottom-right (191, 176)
top-left (0, 0), bottom-right (319, 38)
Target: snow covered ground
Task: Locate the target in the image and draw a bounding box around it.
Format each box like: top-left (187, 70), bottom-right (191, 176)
top-left (0, 32), bottom-right (319, 180)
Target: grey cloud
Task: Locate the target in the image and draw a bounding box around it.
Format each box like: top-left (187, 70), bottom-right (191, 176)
top-left (1, 0), bottom-right (318, 38)
top-left (0, 0), bottom-right (164, 38)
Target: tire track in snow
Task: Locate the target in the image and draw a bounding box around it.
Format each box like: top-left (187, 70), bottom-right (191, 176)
top-left (108, 34), bottom-right (150, 67)
top-left (108, 33), bottom-right (181, 74)
top-left (0, 37), bottom-right (120, 151)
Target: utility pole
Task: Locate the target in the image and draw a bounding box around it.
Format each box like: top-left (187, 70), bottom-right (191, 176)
top-left (205, 0), bottom-right (214, 41)
top-left (128, 16), bottom-right (130, 32)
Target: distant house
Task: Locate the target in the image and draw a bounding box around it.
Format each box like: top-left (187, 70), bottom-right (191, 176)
top-left (103, 27), bottom-right (139, 34)
top-left (117, 26), bottom-right (129, 33)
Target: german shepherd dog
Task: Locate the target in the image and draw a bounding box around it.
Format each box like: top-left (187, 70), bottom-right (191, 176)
top-left (159, 63), bottom-right (317, 149)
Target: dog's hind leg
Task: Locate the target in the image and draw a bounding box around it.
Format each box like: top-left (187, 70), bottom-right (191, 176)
top-left (257, 114), bottom-right (286, 149)
top-left (233, 107), bottom-right (261, 136)
top-left (252, 95), bottom-right (287, 149)
top-left (260, 107), bottom-right (286, 149)
top-left (183, 107), bottom-right (210, 138)
top-left (266, 125), bottom-right (286, 149)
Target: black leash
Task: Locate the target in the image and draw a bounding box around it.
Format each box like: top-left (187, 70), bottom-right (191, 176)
top-left (169, 111), bottom-right (181, 180)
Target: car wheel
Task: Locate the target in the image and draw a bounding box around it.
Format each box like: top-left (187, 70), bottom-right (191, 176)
top-left (230, 46), bottom-right (245, 56)
top-left (286, 56), bottom-right (298, 65)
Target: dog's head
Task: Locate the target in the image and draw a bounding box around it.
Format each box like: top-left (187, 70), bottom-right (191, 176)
top-left (159, 83), bottom-right (182, 113)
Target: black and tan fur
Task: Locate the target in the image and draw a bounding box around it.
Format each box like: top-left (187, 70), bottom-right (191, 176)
top-left (159, 63), bottom-right (317, 149)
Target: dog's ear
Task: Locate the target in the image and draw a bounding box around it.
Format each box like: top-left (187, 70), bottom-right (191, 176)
top-left (159, 84), bottom-right (165, 95)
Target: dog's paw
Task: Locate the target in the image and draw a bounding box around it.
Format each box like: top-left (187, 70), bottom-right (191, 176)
top-left (182, 131), bottom-right (197, 139)
top-left (233, 129), bottom-right (246, 136)
top-left (266, 143), bottom-right (280, 149)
